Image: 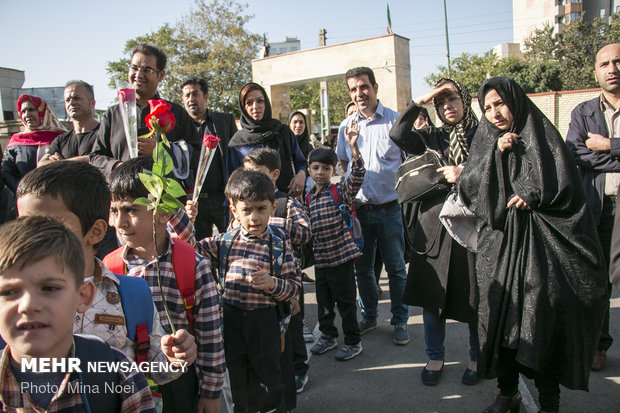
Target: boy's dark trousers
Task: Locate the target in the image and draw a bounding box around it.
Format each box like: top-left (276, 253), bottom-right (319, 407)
top-left (223, 303), bottom-right (284, 413)
top-left (315, 259), bottom-right (360, 345)
top-left (159, 365), bottom-right (198, 412)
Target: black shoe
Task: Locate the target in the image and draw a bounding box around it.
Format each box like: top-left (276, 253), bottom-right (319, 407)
top-left (462, 368), bottom-right (482, 385)
top-left (482, 391), bottom-right (522, 413)
top-left (301, 272), bottom-right (315, 283)
top-left (421, 362), bottom-right (443, 386)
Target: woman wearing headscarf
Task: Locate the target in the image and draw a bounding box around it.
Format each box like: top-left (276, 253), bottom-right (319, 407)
top-left (458, 77), bottom-right (608, 413)
top-left (389, 78), bottom-right (479, 386)
top-left (227, 83), bottom-right (307, 196)
top-left (1, 95), bottom-right (65, 193)
top-left (287, 111), bottom-right (313, 159)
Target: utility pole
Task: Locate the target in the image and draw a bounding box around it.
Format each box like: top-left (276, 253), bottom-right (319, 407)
top-left (443, 0), bottom-right (451, 75)
top-left (319, 28), bottom-right (330, 141)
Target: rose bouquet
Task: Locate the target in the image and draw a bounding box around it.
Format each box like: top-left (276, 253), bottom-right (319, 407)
top-left (192, 134), bottom-right (220, 203)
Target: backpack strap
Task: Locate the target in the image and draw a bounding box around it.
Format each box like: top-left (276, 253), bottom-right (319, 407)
top-left (74, 334), bottom-right (121, 413)
top-left (171, 240), bottom-right (197, 336)
top-left (305, 192), bottom-right (312, 210)
top-left (102, 246), bottom-right (126, 275)
top-left (217, 227), bottom-right (241, 293)
top-left (268, 225), bottom-right (284, 278)
top-left (116, 274), bottom-right (154, 365)
top-left (328, 184), bottom-right (352, 230)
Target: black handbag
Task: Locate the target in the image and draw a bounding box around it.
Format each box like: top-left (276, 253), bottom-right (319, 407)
top-left (395, 148), bottom-right (450, 203)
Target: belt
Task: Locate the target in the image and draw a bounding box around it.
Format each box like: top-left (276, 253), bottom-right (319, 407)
top-left (357, 200), bottom-right (398, 211)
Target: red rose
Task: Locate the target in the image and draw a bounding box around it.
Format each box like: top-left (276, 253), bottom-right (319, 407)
top-left (145, 99), bottom-right (176, 133)
top-left (203, 134), bottom-right (220, 149)
top-left (118, 88), bottom-right (135, 104)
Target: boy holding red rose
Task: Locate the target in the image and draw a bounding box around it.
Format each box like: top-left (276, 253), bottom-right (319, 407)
top-left (91, 44), bottom-right (199, 178)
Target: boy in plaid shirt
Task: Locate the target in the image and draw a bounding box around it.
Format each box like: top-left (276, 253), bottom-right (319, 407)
top-left (0, 216), bottom-right (155, 412)
top-left (107, 156), bottom-right (224, 413)
top-left (306, 121), bottom-right (365, 361)
top-left (194, 169), bottom-right (301, 413)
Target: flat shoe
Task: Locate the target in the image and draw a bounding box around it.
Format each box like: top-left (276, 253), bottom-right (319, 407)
top-left (462, 368), bottom-right (482, 385)
top-left (421, 362), bottom-right (443, 386)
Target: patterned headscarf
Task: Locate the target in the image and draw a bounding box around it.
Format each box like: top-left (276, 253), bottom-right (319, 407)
top-left (17, 94), bottom-right (65, 132)
top-left (432, 78), bottom-right (478, 165)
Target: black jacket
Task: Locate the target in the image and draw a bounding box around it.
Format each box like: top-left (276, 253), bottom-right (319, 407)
top-left (565, 96), bottom-right (620, 225)
top-left (90, 96), bottom-right (199, 175)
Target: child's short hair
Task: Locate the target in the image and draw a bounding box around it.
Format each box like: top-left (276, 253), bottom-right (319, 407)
top-left (244, 148), bottom-right (281, 172)
top-left (16, 161), bottom-right (111, 235)
top-left (0, 216), bottom-right (85, 287)
top-left (108, 155), bottom-right (153, 201)
top-left (308, 147), bottom-right (338, 167)
top-left (225, 168), bottom-right (275, 205)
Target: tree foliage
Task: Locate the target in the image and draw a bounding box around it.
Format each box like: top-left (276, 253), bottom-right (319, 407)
top-left (106, 0), bottom-right (261, 116)
top-left (290, 80), bottom-right (353, 128)
top-left (425, 13), bottom-right (620, 95)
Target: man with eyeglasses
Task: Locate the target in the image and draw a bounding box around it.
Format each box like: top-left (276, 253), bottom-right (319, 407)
top-left (90, 44), bottom-right (199, 179)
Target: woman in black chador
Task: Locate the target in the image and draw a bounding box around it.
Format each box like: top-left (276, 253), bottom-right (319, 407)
top-left (458, 76), bottom-right (608, 413)
top-left (389, 77), bottom-right (479, 386)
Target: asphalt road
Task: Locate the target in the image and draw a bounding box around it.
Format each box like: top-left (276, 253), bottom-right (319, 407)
top-left (295, 269), bottom-right (620, 413)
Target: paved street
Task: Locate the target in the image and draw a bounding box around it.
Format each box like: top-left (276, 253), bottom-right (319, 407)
top-left (296, 268), bottom-right (620, 413)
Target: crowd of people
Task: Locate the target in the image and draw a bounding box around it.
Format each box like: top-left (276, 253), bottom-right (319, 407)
top-left (0, 40), bottom-right (616, 413)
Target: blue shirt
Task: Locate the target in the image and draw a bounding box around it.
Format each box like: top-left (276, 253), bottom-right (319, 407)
top-left (336, 101), bottom-right (402, 205)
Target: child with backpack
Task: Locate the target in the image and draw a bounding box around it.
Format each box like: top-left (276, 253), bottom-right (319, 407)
top-left (15, 161), bottom-right (196, 388)
top-left (0, 216), bottom-right (155, 412)
top-left (305, 126), bottom-right (365, 361)
top-left (191, 168), bottom-right (301, 412)
top-left (106, 156), bottom-right (225, 413)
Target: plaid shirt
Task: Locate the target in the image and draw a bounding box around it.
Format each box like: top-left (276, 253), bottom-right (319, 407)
top-left (196, 226), bottom-right (301, 310)
top-left (74, 259), bottom-right (180, 385)
top-left (0, 339), bottom-right (155, 412)
top-left (269, 195), bottom-right (312, 246)
top-left (306, 155), bottom-right (365, 268)
top-left (121, 237), bottom-right (225, 399)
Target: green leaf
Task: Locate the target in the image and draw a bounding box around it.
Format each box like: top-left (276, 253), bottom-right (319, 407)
top-left (162, 193), bottom-right (185, 209)
top-left (153, 142), bottom-right (173, 175)
top-left (133, 197), bottom-right (154, 207)
top-left (163, 178), bottom-right (186, 198)
top-left (138, 172), bottom-right (164, 198)
top-left (156, 203), bottom-right (177, 214)
top-left (152, 162), bottom-right (163, 176)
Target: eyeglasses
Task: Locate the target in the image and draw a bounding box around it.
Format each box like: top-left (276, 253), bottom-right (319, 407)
top-left (436, 95), bottom-right (461, 107)
top-left (128, 64), bottom-right (159, 75)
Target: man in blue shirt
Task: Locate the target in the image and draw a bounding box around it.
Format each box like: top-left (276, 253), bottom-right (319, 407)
top-left (336, 66), bottom-right (409, 345)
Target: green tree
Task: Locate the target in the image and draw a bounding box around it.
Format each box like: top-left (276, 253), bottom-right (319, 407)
top-left (289, 80), bottom-right (352, 128)
top-left (424, 51), bottom-right (498, 97)
top-left (106, 0), bottom-right (261, 116)
top-left (425, 13), bottom-right (620, 95)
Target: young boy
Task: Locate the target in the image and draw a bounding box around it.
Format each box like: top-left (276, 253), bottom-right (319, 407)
top-left (15, 161), bottom-right (195, 386)
top-left (107, 156), bottom-right (225, 413)
top-left (0, 216), bottom-right (155, 412)
top-left (306, 125), bottom-right (365, 360)
top-left (242, 148), bottom-right (312, 395)
top-left (193, 169), bottom-right (301, 412)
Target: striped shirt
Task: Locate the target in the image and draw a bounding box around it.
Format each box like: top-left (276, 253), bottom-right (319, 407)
top-left (0, 339), bottom-right (155, 412)
top-left (196, 226), bottom-right (300, 310)
top-left (306, 155), bottom-right (365, 268)
top-left (121, 238), bottom-right (225, 399)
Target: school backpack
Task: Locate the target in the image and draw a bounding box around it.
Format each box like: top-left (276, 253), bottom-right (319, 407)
top-left (216, 225), bottom-right (291, 334)
top-left (306, 183), bottom-right (364, 250)
top-left (102, 240), bottom-right (197, 361)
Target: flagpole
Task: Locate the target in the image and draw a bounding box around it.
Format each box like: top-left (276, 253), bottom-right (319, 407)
top-left (443, 0), bottom-right (451, 75)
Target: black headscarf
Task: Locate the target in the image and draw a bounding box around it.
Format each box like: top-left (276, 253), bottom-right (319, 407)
top-left (432, 77), bottom-right (478, 164)
top-left (458, 76), bottom-right (608, 390)
top-left (229, 82), bottom-right (285, 147)
top-left (287, 111), bottom-right (312, 158)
